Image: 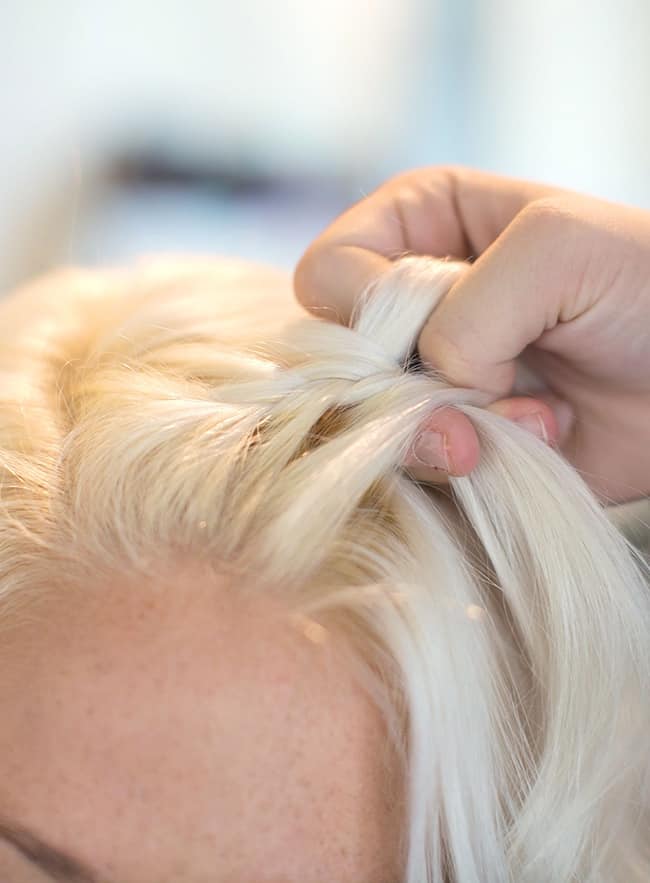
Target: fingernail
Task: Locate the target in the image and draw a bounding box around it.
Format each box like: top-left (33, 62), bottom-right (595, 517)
top-left (412, 431), bottom-right (450, 471)
top-left (553, 399), bottom-right (575, 439)
top-left (515, 413), bottom-right (548, 442)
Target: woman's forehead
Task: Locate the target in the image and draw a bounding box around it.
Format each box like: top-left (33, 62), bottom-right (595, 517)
top-left (0, 570), bottom-right (402, 882)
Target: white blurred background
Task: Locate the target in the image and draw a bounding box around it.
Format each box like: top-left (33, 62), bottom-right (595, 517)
top-left (1, 0), bottom-right (649, 293)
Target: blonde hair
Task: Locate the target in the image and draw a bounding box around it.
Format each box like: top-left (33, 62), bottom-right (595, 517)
top-left (0, 255), bottom-right (648, 882)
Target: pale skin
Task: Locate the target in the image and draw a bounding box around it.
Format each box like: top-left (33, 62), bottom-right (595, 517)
top-left (0, 262), bottom-right (405, 883)
top-left (294, 166), bottom-right (650, 503)
top-left (1, 168), bottom-right (647, 879)
top-left (0, 567), bottom-right (403, 883)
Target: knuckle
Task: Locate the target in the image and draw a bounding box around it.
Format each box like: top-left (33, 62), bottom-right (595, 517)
top-left (517, 196), bottom-right (581, 241)
top-left (293, 244), bottom-right (327, 308)
top-left (386, 163), bottom-right (465, 192)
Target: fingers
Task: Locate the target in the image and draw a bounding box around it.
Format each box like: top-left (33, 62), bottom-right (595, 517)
top-left (403, 407), bottom-right (480, 481)
top-left (485, 396), bottom-right (561, 445)
top-left (528, 392), bottom-right (576, 445)
top-left (417, 197), bottom-right (600, 396)
top-left (403, 397), bottom-right (560, 485)
top-left (295, 244), bottom-right (391, 324)
top-left (295, 166), bottom-right (584, 483)
top-left (294, 166), bottom-right (563, 324)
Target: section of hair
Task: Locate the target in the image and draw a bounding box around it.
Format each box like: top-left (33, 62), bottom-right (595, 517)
top-left (0, 255), bottom-right (647, 882)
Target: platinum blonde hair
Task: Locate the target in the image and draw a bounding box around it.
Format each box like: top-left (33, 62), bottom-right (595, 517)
top-left (0, 256), bottom-right (648, 882)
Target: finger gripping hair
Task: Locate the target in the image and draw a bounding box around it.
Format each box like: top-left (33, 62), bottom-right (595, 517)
top-left (0, 258), bottom-right (648, 883)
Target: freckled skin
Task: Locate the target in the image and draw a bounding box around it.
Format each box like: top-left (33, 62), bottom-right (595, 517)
top-left (0, 568), bottom-right (404, 883)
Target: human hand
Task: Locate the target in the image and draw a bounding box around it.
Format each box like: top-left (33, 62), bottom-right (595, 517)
top-left (294, 167), bottom-right (650, 503)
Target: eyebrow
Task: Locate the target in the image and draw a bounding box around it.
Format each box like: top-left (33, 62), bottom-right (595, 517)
top-left (0, 818), bottom-right (111, 883)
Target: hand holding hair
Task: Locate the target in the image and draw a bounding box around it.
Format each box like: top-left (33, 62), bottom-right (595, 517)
top-left (294, 166), bottom-right (650, 502)
top-left (0, 254), bottom-right (648, 881)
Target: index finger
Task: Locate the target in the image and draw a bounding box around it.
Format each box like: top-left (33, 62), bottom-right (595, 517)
top-left (294, 165), bottom-right (564, 323)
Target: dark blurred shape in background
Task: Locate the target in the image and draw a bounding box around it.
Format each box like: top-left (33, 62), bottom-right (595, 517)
top-left (1, 0), bottom-right (649, 292)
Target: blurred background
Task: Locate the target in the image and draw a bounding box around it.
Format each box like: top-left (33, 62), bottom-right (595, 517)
top-left (1, 0), bottom-right (649, 293)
